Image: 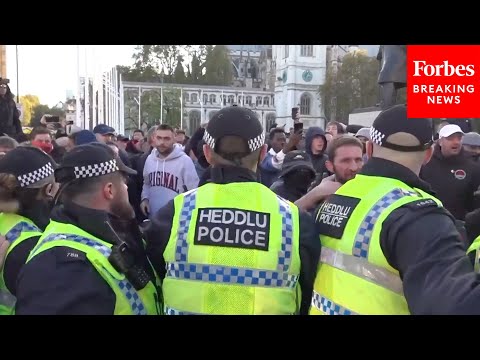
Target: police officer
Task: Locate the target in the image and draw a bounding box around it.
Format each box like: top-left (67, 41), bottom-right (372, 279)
top-left (0, 146), bottom-right (58, 315)
top-left (15, 143), bottom-right (161, 315)
top-left (144, 106), bottom-right (320, 315)
top-left (310, 104), bottom-right (480, 315)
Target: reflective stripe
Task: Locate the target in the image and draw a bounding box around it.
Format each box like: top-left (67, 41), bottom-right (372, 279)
top-left (352, 188), bottom-right (418, 259)
top-left (277, 196), bottom-right (293, 272)
top-left (5, 221), bottom-right (40, 243)
top-left (175, 191), bottom-right (197, 262)
top-left (34, 233), bottom-right (148, 315)
top-left (320, 247), bottom-right (403, 294)
top-left (476, 250), bottom-right (480, 273)
top-left (311, 291), bottom-right (357, 315)
top-left (164, 306), bottom-right (202, 315)
top-left (0, 288), bottom-right (15, 308)
top-left (166, 262), bottom-right (299, 288)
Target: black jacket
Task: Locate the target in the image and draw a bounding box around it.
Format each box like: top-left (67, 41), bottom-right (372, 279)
top-left (420, 146), bottom-right (480, 220)
top-left (358, 158), bottom-right (480, 314)
top-left (15, 202), bottom-right (156, 315)
top-left (144, 165), bottom-right (320, 315)
top-left (2, 201), bottom-right (51, 296)
top-left (305, 127), bottom-right (328, 176)
top-left (270, 179), bottom-right (306, 203)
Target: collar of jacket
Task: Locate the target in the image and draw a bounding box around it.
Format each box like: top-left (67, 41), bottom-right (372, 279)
top-left (360, 157), bottom-right (435, 194)
top-left (210, 165), bottom-right (258, 184)
top-left (50, 201), bottom-right (136, 246)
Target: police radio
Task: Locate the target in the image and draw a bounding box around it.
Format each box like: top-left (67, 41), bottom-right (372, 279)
top-left (105, 221), bottom-right (151, 291)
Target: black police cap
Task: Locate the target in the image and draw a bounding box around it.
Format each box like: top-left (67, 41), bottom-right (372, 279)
top-left (370, 104), bottom-right (434, 152)
top-left (55, 143), bottom-right (136, 184)
top-left (0, 146), bottom-right (56, 188)
top-left (203, 106), bottom-right (265, 154)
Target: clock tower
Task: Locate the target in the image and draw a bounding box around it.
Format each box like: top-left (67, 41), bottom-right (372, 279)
top-left (272, 45), bottom-right (327, 130)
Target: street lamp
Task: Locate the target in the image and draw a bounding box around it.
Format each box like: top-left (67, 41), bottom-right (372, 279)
top-left (15, 45), bottom-right (19, 103)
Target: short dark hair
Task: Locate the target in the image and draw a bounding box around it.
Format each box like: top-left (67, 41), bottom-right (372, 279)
top-left (326, 121), bottom-right (345, 134)
top-left (0, 136), bottom-right (18, 150)
top-left (211, 135), bottom-right (261, 169)
top-left (30, 127), bottom-right (51, 140)
top-left (327, 135), bottom-right (363, 162)
top-left (133, 129), bottom-right (144, 136)
top-left (269, 128), bottom-right (285, 140)
top-left (157, 124), bottom-right (174, 132)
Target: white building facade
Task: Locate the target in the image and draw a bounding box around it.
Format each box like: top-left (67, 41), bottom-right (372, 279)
top-left (272, 45), bottom-right (328, 130)
top-left (121, 82), bottom-right (276, 136)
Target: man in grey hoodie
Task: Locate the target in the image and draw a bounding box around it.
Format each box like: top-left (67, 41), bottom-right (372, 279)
top-left (140, 124), bottom-right (199, 218)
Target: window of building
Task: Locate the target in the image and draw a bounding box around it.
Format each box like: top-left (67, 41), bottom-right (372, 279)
top-left (256, 96), bottom-right (262, 106)
top-left (263, 96), bottom-right (270, 106)
top-left (228, 95), bottom-right (234, 104)
top-left (203, 93), bottom-right (208, 104)
top-left (209, 94), bottom-right (216, 103)
top-left (300, 93), bottom-right (311, 115)
top-left (189, 110), bottom-right (201, 134)
top-left (245, 96), bottom-right (252, 106)
top-left (300, 45), bottom-right (313, 57)
top-left (184, 93), bottom-right (190, 103)
top-left (191, 93), bottom-right (198, 103)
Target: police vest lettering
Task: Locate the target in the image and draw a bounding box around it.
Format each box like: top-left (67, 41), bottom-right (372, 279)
top-left (194, 208), bottom-right (271, 251)
top-left (148, 171), bottom-right (180, 193)
top-left (316, 194), bottom-right (360, 239)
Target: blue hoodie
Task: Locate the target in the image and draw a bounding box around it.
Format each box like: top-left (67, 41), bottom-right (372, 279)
top-left (305, 127), bottom-right (328, 175)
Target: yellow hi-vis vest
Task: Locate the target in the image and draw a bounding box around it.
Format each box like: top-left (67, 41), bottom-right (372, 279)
top-left (309, 174), bottom-right (442, 315)
top-left (163, 182), bottom-right (302, 315)
top-left (467, 236), bottom-right (480, 272)
top-left (0, 213), bottom-right (42, 315)
top-left (27, 220), bottom-right (161, 315)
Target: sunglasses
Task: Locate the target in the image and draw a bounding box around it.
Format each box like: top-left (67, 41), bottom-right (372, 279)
top-left (0, 84), bottom-right (7, 88)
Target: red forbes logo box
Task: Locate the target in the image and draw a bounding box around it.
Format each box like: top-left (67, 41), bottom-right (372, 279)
top-left (407, 45), bottom-right (480, 118)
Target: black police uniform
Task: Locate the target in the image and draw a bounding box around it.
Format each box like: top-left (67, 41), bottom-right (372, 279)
top-left (144, 107), bottom-right (321, 315)
top-left (314, 105), bottom-right (480, 314)
top-left (0, 147), bottom-right (55, 297)
top-left (15, 144), bottom-right (158, 315)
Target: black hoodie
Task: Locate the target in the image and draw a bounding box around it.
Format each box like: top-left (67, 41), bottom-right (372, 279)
top-left (420, 145), bottom-right (480, 220)
top-left (305, 127), bottom-right (328, 175)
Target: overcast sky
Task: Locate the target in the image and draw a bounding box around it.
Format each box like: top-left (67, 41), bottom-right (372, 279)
top-left (5, 45), bottom-right (380, 108)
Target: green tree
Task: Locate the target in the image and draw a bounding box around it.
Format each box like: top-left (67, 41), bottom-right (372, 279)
top-left (204, 45), bottom-right (233, 86)
top-left (19, 94), bottom-right (40, 126)
top-left (320, 52), bottom-right (380, 122)
top-left (30, 104), bottom-right (65, 127)
top-left (173, 55), bottom-right (186, 83)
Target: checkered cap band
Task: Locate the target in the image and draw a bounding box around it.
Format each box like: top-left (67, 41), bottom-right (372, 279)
top-left (203, 130), bottom-right (216, 150)
top-left (248, 133), bottom-right (265, 152)
top-left (203, 130), bottom-right (265, 153)
top-left (17, 162), bottom-right (54, 188)
top-left (73, 159), bottom-right (119, 179)
top-left (370, 127), bottom-right (386, 146)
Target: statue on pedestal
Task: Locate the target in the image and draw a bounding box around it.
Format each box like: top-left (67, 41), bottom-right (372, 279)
top-left (377, 45), bottom-right (407, 109)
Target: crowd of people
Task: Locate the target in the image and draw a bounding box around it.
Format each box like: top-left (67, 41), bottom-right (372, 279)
top-left (1, 101), bottom-right (480, 315)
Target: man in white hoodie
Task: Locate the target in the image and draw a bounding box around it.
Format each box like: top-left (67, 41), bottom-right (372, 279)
top-left (140, 124), bottom-right (199, 218)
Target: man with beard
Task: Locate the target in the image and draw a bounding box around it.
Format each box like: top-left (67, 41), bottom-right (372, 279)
top-left (15, 143), bottom-right (161, 315)
top-left (140, 124), bottom-right (198, 219)
top-left (295, 135), bottom-right (364, 213)
top-left (0, 147), bottom-right (59, 315)
top-left (0, 79), bottom-right (24, 141)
